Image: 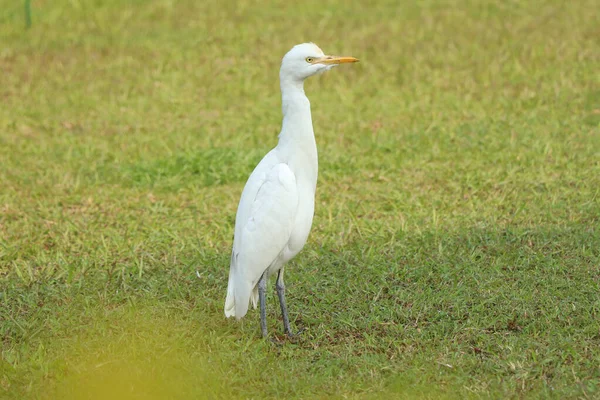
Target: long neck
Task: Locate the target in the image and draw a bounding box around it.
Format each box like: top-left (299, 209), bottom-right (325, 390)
top-left (276, 77), bottom-right (318, 184)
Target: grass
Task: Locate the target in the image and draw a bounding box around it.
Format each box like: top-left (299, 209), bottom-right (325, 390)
top-left (1, 0), bottom-right (599, 398)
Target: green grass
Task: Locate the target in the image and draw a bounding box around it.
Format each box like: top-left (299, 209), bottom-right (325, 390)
top-left (1, 0), bottom-right (599, 398)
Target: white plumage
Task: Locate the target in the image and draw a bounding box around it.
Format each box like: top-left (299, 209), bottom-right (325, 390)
top-left (224, 43), bottom-right (358, 337)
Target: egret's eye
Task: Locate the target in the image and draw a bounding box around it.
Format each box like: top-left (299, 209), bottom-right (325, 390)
top-left (306, 57), bottom-right (315, 63)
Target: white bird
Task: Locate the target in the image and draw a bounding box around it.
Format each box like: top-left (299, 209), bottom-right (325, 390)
top-left (224, 43), bottom-right (359, 338)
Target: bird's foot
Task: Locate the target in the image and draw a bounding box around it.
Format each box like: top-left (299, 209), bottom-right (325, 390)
top-left (282, 327), bottom-right (305, 342)
top-left (268, 328), bottom-right (305, 345)
top-left (285, 327), bottom-right (305, 338)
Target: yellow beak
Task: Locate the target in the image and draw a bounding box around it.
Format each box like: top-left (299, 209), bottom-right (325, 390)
top-left (313, 55), bottom-right (359, 65)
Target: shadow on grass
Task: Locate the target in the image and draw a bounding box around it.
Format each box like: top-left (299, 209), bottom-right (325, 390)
top-left (1, 224), bottom-right (598, 398)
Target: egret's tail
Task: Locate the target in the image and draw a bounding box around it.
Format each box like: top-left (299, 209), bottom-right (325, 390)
top-left (224, 264), bottom-right (258, 319)
top-left (224, 271), bottom-right (236, 318)
top-left (224, 280), bottom-right (255, 320)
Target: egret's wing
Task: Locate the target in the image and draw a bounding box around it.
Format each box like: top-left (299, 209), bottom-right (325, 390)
top-left (227, 162), bottom-right (298, 318)
top-left (233, 149), bottom-right (278, 235)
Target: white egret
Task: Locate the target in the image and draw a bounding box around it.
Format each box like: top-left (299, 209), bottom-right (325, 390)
top-left (224, 43), bottom-right (359, 338)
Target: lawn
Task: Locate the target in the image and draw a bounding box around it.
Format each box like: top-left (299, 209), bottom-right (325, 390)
top-left (1, 0), bottom-right (599, 398)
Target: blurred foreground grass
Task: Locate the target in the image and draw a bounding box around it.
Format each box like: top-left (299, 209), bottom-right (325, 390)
top-left (1, 0), bottom-right (599, 398)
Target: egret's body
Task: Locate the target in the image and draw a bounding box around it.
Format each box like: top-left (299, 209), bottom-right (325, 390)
top-left (224, 43), bottom-right (358, 337)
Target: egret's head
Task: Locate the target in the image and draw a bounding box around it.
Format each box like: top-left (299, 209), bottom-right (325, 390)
top-left (280, 43), bottom-right (359, 82)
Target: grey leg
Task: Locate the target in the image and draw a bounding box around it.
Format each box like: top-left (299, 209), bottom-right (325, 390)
top-left (276, 269), bottom-right (293, 336)
top-left (258, 271), bottom-right (268, 338)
